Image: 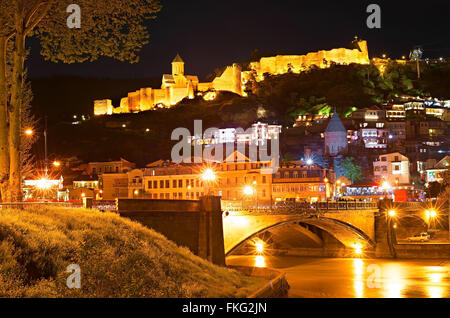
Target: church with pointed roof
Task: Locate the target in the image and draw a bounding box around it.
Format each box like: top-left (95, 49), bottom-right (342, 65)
top-left (324, 111), bottom-right (348, 156)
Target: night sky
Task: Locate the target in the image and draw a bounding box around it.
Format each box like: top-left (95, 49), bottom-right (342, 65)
top-left (27, 0), bottom-right (450, 80)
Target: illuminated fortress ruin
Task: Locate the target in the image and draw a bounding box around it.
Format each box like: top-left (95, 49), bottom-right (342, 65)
top-left (94, 39), bottom-right (371, 116)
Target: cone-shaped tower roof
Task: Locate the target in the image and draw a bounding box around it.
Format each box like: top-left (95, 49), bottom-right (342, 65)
top-left (326, 111), bottom-right (346, 133)
top-left (172, 54), bottom-right (184, 63)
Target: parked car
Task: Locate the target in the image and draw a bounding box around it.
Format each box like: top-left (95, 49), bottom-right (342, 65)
top-left (407, 232), bottom-right (431, 242)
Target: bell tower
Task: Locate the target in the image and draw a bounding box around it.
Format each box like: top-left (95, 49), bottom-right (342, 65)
top-left (172, 54), bottom-right (185, 76)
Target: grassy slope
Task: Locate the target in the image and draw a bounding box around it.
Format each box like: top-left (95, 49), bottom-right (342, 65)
top-left (0, 207), bottom-right (265, 298)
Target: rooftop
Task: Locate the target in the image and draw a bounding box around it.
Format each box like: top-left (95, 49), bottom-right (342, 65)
top-left (326, 112), bottom-right (346, 133)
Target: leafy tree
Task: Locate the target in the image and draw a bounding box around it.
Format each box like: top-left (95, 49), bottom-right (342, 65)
top-left (334, 157), bottom-right (363, 183)
top-left (0, 0), bottom-right (161, 201)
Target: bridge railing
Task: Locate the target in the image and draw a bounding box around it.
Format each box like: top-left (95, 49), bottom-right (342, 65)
top-left (315, 201), bottom-right (378, 210)
top-left (230, 201), bottom-right (378, 214)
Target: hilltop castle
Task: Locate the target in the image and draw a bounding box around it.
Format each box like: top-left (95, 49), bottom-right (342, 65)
top-left (94, 54), bottom-right (243, 115)
top-left (94, 38), bottom-right (370, 115)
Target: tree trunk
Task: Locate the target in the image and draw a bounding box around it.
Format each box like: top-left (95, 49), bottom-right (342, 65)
top-left (9, 2), bottom-right (26, 202)
top-left (0, 36), bottom-right (10, 201)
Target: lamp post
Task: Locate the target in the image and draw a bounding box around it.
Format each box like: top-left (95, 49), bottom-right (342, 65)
top-left (25, 116), bottom-right (49, 177)
top-left (253, 180), bottom-right (258, 209)
top-left (202, 168), bottom-right (216, 195)
top-left (387, 209), bottom-right (397, 258)
top-left (243, 185), bottom-right (254, 209)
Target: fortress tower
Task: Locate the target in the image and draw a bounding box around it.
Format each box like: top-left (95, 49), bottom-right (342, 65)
top-left (172, 54), bottom-right (185, 76)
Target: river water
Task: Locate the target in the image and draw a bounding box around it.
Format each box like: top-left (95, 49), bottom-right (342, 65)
top-left (227, 255), bottom-right (450, 298)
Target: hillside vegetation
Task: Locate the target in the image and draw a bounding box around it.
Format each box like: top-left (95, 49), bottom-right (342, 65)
top-left (0, 207), bottom-right (265, 297)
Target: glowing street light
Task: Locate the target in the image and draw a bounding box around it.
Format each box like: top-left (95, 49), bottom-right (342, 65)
top-left (202, 168), bottom-right (216, 182)
top-left (53, 161), bottom-right (61, 167)
top-left (352, 243), bottom-right (363, 256)
top-left (388, 210), bottom-right (396, 217)
top-left (202, 168), bottom-right (216, 195)
top-left (35, 177), bottom-right (52, 190)
top-left (25, 128), bottom-right (33, 136)
top-left (255, 240), bottom-right (264, 254)
top-left (306, 158), bottom-right (313, 166)
top-left (425, 209), bottom-right (437, 218)
top-left (243, 185), bottom-right (254, 196)
top-left (381, 181), bottom-right (391, 191)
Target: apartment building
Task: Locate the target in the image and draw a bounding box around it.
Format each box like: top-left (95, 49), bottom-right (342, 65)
top-left (373, 152), bottom-right (410, 185)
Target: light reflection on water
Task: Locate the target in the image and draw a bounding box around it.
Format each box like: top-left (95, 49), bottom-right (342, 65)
top-left (254, 255), bottom-right (266, 268)
top-left (383, 264), bottom-right (406, 298)
top-left (353, 259), bottom-right (365, 298)
top-left (230, 255), bottom-right (450, 298)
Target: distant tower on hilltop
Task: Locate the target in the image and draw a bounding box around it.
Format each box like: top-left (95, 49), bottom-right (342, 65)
top-left (324, 110), bottom-right (348, 157)
top-left (172, 54), bottom-right (185, 76)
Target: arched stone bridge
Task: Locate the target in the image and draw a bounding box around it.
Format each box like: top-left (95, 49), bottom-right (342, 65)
top-left (222, 207), bottom-right (378, 255)
top-left (117, 198), bottom-right (429, 265)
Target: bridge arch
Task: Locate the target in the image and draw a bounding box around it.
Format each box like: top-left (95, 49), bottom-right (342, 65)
top-left (223, 214), bottom-right (375, 256)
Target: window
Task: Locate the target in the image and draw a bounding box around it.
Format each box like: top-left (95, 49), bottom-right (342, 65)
top-left (153, 180), bottom-right (158, 189)
top-left (165, 180), bottom-right (170, 188)
top-left (178, 180), bottom-right (182, 187)
top-left (160, 180), bottom-right (164, 188)
top-left (262, 176), bottom-right (266, 184)
top-left (381, 157), bottom-right (387, 162)
top-left (148, 181), bottom-right (152, 189)
top-left (173, 180), bottom-right (177, 188)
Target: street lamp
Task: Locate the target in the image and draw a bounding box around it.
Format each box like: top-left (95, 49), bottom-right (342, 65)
top-left (386, 209), bottom-right (397, 257)
top-left (25, 117), bottom-right (49, 177)
top-left (202, 168), bottom-right (216, 182)
top-left (202, 168), bottom-right (216, 195)
top-left (425, 209), bottom-right (437, 230)
top-left (53, 161), bottom-right (61, 167)
top-left (255, 240), bottom-right (264, 254)
top-left (352, 243), bottom-right (363, 256)
top-left (243, 185), bottom-right (254, 196)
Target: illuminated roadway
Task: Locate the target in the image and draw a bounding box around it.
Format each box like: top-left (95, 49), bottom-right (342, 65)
top-left (227, 255), bottom-right (450, 298)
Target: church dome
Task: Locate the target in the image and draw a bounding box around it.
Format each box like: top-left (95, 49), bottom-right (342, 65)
top-left (325, 112), bottom-right (346, 133)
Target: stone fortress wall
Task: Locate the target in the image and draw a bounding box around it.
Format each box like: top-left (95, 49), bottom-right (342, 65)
top-left (243, 39), bottom-right (370, 81)
top-left (94, 39), bottom-right (371, 116)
